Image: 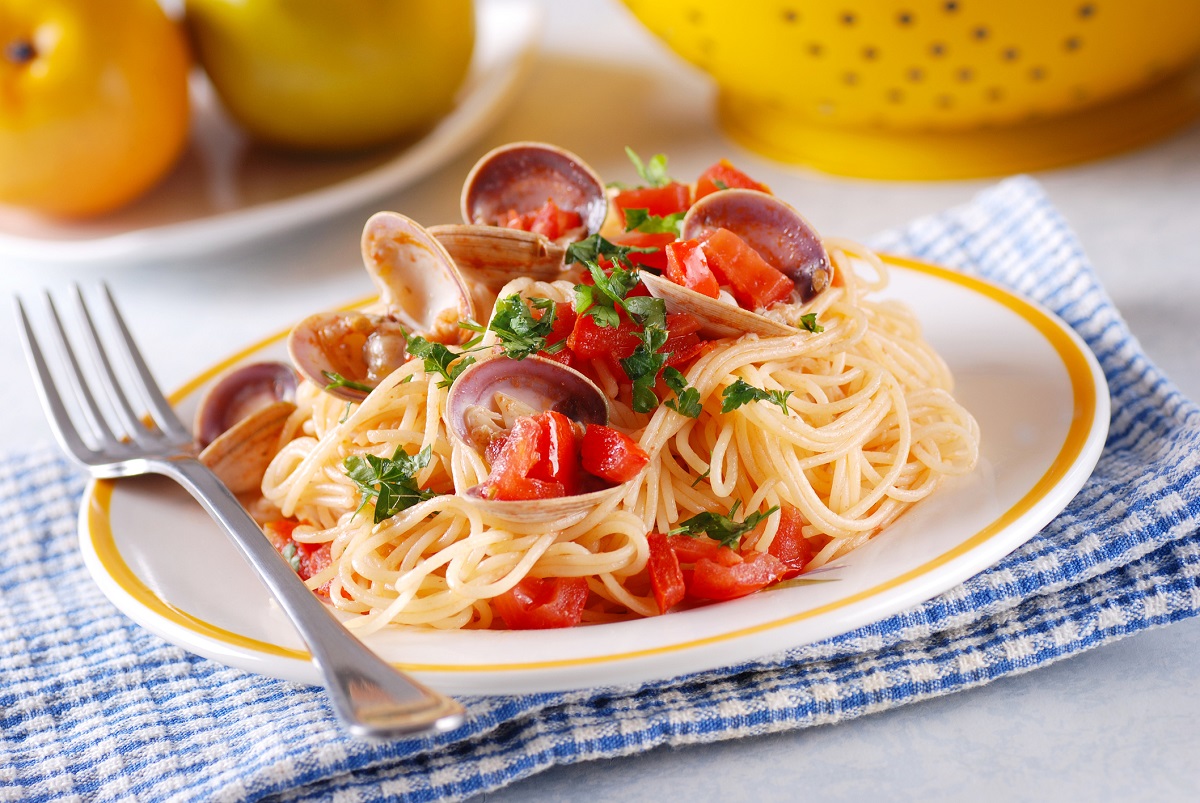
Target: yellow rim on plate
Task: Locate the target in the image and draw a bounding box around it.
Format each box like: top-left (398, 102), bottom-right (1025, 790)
top-left (83, 256), bottom-right (1102, 672)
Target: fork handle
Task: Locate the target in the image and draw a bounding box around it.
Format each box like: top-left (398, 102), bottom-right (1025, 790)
top-left (154, 456), bottom-right (465, 738)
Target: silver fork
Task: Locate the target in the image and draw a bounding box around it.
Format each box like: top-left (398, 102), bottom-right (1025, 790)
top-left (15, 284), bottom-right (465, 739)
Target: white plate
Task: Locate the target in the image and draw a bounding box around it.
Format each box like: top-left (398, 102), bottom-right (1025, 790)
top-left (78, 256), bottom-right (1110, 695)
top-left (0, 0), bottom-right (540, 267)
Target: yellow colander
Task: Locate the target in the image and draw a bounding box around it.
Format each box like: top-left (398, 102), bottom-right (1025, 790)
top-left (619, 0), bottom-right (1200, 178)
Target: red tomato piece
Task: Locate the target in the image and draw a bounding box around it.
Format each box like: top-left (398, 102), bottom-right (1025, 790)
top-left (263, 520), bottom-right (333, 596)
top-left (646, 532), bottom-right (686, 614)
top-left (688, 551), bottom-right (788, 601)
top-left (665, 533), bottom-right (730, 564)
top-left (526, 411), bottom-right (582, 495)
top-left (613, 182), bottom-right (691, 220)
top-left (493, 576), bottom-right (590, 629)
top-left (607, 230), bottom-right (676, 272)
top-left (567, 310), bottom-right (643, 363)
top-left (767, 504), bottom-right (816, 579)
top-left (700, 228), bottom-right (795, 310)
top-left (694, 159), bottom-right (771, 200)
top-left (580, 424), bottom-right (650, 483)
top-left (664, 239), bottom-right (720, 298)
top-left (501, 199), bottom-right (583, 241)
top-left (535, 301), bottom-right (577, 366)
top-left (480, 415), bottom-right (567, 501)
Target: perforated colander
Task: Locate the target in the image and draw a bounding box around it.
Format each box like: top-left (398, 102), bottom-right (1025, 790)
top-left (620, 0), bottom-right (1200, 178)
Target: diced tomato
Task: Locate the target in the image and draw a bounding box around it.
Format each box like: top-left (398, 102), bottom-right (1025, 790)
top-left (700, 228), bottom-right (795, 310)
top-left (694, 159), bottom-right (771, 200)
top-left (664, 239), bottom-right (720, 298)
top-left (480, 415), bottom-right (567, 501)
top-left (567, 310), bottom-right (643, 363)
top-left (646, 532), bottom-right (686, 614)
top-left (688, 551), bottom-right (788, 601)
top-left (613, 182), bottom-right (691, 220)
top-left (263, 520), bottom-right (333, 596)
top-left (535, 301), bottom-right (577, 366)
top-left (526, 411), bottom-right (582, 495)
top-left (607, 230), bottom-right (676, 272)
top-left (767, 504), bottom-right (816, 579)
top-left (665, 533), bottom-right (730, 564)
top-left (502, 199), bottom-right (583, 241)
top-left (580, 424), bottom-right (650, 483)
top-left (493, 576), bottom-right (590, 629)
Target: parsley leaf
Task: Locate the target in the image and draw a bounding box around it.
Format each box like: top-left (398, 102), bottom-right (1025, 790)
top-left (322, 371), bottom-right (374, 394)
top-left (566, 233), bottom-right (655, 271)
top-left (344, 445), bottom-right (440, 525)
top-left (690, 468), bottom-right (711, 488)
top-left (663, 367), bottom-right (702, 418)
top-left (570, 249), bottom-right (643, 327)
top-left (623, 208), bottom-right (685, 236)
top-left (619, 318), bottom-right (669, 413)
top-left (670, 500), bottom-right (780, 550)
top-left (280, 542), bottom-right (301, 572)
top-left (713, 179), bottom-right (729, 190)
top-left (721, 378), bottom-right (793, 416)
top-left (464, 294), bottom-right (562, 360)
top-left (799, 313), bottom-right (824, 334)
top-left (405, 334), bottom-right (475, 388)
top-left (624, 146), bottom-right (673, 187)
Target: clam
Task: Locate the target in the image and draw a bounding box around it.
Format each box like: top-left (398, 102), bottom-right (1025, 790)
top-left (681, 188), bottom-right (832, 303)
top-left (194, 362), bottom-right (299, 494)
top-left (428, 143), bottom-right (608, 305)
top-left (460, 141), bottom-right (607, 239)
top-left (445, 355), bottom-right (624, 525)
top-left (639, 273), bottom-right (797, 339)
top-left (288, 212), bottom-right (474, 402)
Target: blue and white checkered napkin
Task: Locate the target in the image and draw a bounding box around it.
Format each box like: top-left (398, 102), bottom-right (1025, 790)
top-left (3, 176), bottom-right (1199, 802)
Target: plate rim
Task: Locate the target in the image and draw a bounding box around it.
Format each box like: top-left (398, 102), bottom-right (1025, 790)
top-left (0, 0), bottom-right (542, 266)
top-left (77, 254), bottom-right (1110, 688)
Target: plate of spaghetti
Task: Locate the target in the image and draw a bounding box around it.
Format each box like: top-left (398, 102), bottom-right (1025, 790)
top-left (78, 144), bottom-right (1109, 694)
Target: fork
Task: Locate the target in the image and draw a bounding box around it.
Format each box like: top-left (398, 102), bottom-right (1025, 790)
top-left (15, 284), bottom-right (465, 739)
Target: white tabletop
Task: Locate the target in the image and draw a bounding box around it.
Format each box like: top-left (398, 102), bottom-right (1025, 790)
top-left (3, 1), bottom-right (1198, 799)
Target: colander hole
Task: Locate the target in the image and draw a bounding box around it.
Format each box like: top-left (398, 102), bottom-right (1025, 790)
top-left (843, 71), bottom-right (860, 85)
top-left (936, 94), bottom-right (954, 109)
top-left (1078, 4), bottom-right (1097, 19)
top-left (686, 9), bottom-right (702, 24)
top-left (943, 1), bottom-right (959, 12)
top-left (886, 88), bottom-right (905, 103)
top-left (817, 100), bottom-right (837, 115)
top-left (897, 11), bottom-right (915, 26)
top-left (907, 67), bottom-right (924, 82)
top-left (1029, 66), bottom-right (1047, 81)
top-left (840, 12), bottom-right (857, 26)
top-left (862, 46), bottom-right (879, 60)
top-left (782, 8), bottom-right (800, 24)
top-left (929, 42), bottom-right (947, 57)
top-left (1064, 36), bottom-right (1083, 51)
top-left (972, 27), bottom-right (989, 41)
top-left (986, 87), bottom-right (1004, 102)
top-left (1002, 47), bottom-right (1020, 62)
top-left (1072, 85), bottom-right (1090, 102)
top-left (808, 42), bottom-right (824, 57)
top-left (957, 67), bottom-right (974, 82)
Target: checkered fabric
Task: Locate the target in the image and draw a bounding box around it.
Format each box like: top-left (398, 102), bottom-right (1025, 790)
top-left (3, 177), bottom-right (1197, 802)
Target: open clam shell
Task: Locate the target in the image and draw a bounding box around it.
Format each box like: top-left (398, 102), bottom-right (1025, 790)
top-left (362, 211), bottom-right (475, 336)
top-left (461, 142), bottom-right (608, 240)
top-left (194, 362), bottom-right (299, 494)
top-left (428, 223), bottom-right (572, 312)
top-left (640, 273), bottom-right (797, 339)
top-left (287, 310), bottom-right (410, 403)
top-left (446, 355), bottom-right (623, 525)
top-left (681, 188), bottom-right (832, 303)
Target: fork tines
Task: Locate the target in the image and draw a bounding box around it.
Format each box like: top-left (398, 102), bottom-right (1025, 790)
top-left (15, 284), bottom-right (192, 470)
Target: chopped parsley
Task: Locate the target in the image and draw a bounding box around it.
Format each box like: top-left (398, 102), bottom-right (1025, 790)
top-left (623, 146), bottom-right (674, 187)
top-left (322, 370), bottom-right (373, 395)
top-left (690, 468), bottom-right (711, 488)
top-left (404, 333), bottom-right (475, 388)
top-left (623, 208), bottom-right (685, 236)
top-left (344, 445), bottom-right (440, 525)
top-left (712, 179), bottom-right (729, 190)
top-left (280, 542), bottom-right (301, 572)
top-left (566, 233), bottom-right (656, 272)
top-left (721, 378), bottom-right (793, 416)
top-left (799, 313), bottom-right (823, 334)
top-left (461, 294), bottom-right (563, 361)
top-left (670, 500), bottom-right (780, 550)
top-left (663, 367), bottom-right (702, 418)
